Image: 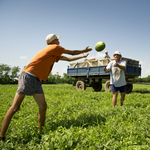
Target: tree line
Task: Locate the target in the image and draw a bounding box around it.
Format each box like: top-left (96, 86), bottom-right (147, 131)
top-left (0, 64), bottom-right (150, 84)
top-left (0, 64), bottom-right (75, 84)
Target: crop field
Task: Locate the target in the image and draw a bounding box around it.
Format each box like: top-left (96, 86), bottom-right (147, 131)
top-left (0, 84), bottom-right (150, 149)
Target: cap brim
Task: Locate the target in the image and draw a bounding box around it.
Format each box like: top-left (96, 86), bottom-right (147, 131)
top-left (56, 36), bottom-right (61, 39)
top-left (113, 54), bottom-right (122, 57)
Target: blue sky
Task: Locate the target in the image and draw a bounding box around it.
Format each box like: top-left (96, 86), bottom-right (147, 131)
top-left (0, 0), bottom-right (150, 77)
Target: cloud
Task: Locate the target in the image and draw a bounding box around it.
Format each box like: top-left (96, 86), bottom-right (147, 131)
top-left (139, 61), bottom-right (146, 65)
top-left (20, 56), bottom-right (27, 59)
top-left (95, 52), bottom-right (104, 59)
top-left (141, 69), bottom-right (150, 77)
top-left (51, 68), bottom-right (67, 76)
top-left (60, 68), bottom-right (67, 76)
top-left (145, 69), bottom-right (150, 74)
top-left (51, 68), bottom-right (58, 75)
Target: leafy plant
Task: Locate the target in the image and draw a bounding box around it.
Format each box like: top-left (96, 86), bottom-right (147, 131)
top-left (0, 84), bottom-right (150, 149)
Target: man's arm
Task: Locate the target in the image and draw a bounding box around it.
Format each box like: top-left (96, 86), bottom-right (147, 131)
top-left (60, 53), bottom-right (89, 62)
top-left (64, 46), bottom-right (92, 55)
top-left (103, 66), bottom-right (109, 73)
top-left (113, 63), bottom-right (125, 70)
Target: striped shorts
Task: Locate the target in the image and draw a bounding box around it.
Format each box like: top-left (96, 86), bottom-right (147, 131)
top-left (17, 72), bottom-right (44, 96)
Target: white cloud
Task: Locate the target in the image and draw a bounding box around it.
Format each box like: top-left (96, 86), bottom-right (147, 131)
top-left (51, 68), bottom-right (58, 75)
top-left (58, 68), bottom-right (67, 76)
top-left (145, 69), bottom-right (150, 74)
top-left (141, 69), bottom-right (150, 77)
top-left (95, 52), bottom-right (104, 59)
top-left (139, 61), bottom-right (146, 65)
top-left (20, 56), bottom-right (27, 59)
top-left (51, 68), bottom-right (67, 76)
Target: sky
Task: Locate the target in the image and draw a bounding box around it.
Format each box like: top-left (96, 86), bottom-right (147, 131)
top-left (0, 0), bottom-right (150, 77)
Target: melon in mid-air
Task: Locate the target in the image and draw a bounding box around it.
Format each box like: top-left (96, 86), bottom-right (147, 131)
top-left (95, 41), bottom-right (106, 52)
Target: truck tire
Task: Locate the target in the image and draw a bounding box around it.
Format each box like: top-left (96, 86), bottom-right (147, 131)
top-left (93, 83), bottom-right (102, 92)
top-left (105, 80), bottom-right (110, 91)
top-left (76, 81), bottom-right (86, 90)
top-left (72, 81), bottom-right (76, 86)
top-left (125, 83), bottom-right (133, 94)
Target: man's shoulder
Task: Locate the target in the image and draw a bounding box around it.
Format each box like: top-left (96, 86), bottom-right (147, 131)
top-left (120, 59), bottom-right (126, 62)
top-left (107, 60), bottom-right (115, 66)
top-left (55, 45), bottom-right (66, 50)
top-left (110, 60), bottom-right (115, 64)
top-left (120, 60), bottom-right (126, 64)
top-left (47, 44), bottom-right (62, 48)
top-left (46, 45), bottom-right (66, 51)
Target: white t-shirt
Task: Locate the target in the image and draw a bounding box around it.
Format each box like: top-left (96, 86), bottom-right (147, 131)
top-left (104, 54), bottom-right (110, 59)
top-left (106, 60), bottom-right (126, 87)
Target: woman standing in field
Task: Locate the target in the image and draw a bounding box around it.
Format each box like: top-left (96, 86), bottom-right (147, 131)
top-left (0, 33), bottom-right (92, 142)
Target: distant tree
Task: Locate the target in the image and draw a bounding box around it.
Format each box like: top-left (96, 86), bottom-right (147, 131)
top-left (0, 64), bottom-right (20, 84)
top-left (11, 66), bottom-right (20, 79)
top-left (0, 64), bottom-right (11, 84)
top-left (10, 66), bottom-right (20, 83)
top-left (54, 72), bottom-right (61, 83)
top-left (63, 73), bottom-right (68, 79)
top-left (45, 73), bottom-right (56, 84)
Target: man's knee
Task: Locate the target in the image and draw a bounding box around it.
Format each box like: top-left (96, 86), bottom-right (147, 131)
top-left (120, 92), bottom-right (125, 97)
top-left (10, 106), bottom-right (20, 114)
top-left (113, 92), bottom-right (118, 96)
top-left (39, 104), bottom-right (47, 112)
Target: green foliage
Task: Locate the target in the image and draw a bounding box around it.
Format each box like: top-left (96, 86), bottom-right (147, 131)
top-left (0, 64), bottom-right (20, 84)
top-left (45, 73), bottom-right (76, 84)
top-left (129, 75), bottom-right (150, 83)
top-left (0, 84), bottom-right (150, 149)
top-left (0, 63), bottom-right (150, 85)
top-left (0, 63), bottom-right (75, 84)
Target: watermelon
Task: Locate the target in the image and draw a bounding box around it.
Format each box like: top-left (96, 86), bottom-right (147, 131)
top-left (95, 41), bottom-right (106, 52)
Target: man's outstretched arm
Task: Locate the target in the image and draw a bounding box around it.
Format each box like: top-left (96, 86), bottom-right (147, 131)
top-left (64, 46), bottom-right (92, 55)
top-left (60, 53), bottom-right (89, 62)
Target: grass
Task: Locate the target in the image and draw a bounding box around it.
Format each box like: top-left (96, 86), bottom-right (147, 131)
top-left (0, 84), bottom-right (150, 149)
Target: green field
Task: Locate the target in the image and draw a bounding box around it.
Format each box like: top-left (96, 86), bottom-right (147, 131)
top-left (0, 84), bottom-right (150, 150)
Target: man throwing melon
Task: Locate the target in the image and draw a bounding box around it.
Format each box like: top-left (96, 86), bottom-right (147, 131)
top-left (103, 51), bottom-right (126, 107)
top-left (0, 33), bottom-right (92, 142)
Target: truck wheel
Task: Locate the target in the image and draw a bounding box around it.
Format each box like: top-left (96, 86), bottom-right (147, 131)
top-left (125, 83), bottom-right (133, 94)
top-left (72, 81), bottom-right (76, 86)
top-left (93, 83), bottom-right (102, 92)
top-left (105, 80), bottom-right (110, 91)
top-left (76, 81), bottom-right (86, 90)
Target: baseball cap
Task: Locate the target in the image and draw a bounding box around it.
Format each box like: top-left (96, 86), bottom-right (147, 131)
top-left (113, 51), bottom-right (122, 57)
top-left (46, 34), bottom-right (61, 44)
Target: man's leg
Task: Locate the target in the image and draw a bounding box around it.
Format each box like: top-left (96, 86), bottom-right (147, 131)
top-left (33, 94), bottom-right (47, 130)
top-left (120, 92), bottom-right (125, 106)
top-left (0, 93), bottom-right (25, 138)
top-left (112, 92), bottom-right (118, 107)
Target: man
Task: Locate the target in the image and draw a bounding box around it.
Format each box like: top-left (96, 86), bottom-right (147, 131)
top-left (0, 33), bottom-right (92, 142)
top-left (103, 51), bottom-right (126, 107)
top-left (104, 51), bottom-right (110, 59)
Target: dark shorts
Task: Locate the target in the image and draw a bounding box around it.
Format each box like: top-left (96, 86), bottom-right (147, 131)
top-left (110, 84), bottom-right (126, 93)
top-left (17, 72), bottom-right (44, 96)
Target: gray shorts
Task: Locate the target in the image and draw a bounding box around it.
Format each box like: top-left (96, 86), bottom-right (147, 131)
top-left (17, 72), bottom-right (44, 96)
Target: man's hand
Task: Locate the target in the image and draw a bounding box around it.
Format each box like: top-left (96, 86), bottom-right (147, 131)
top-left (84, 46), bottom-right (92, 52)
top-left (113, 63), bottom-right (119, 67)
top-left (82, 53), bottom-right (89, 58)
top-left (103, 66), bottom-right (107, 71)
top-left (103, 66), bottom-right (109, 73)
top-left (114, 63), bottom-right (125, 70)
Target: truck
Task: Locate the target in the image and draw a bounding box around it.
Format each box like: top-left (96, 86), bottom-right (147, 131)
top-left (67, 57), bottom-right (141, 94)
